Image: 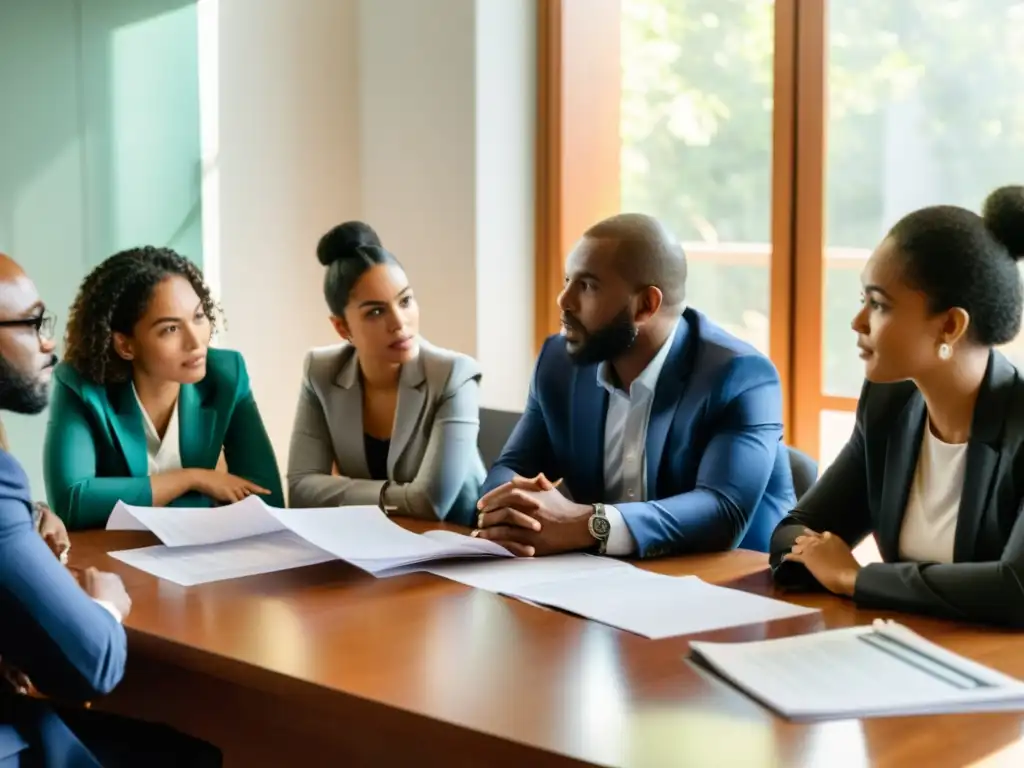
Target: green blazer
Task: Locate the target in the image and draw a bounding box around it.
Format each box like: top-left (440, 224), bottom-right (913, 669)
top-left (43, 348), bottom-right (284, 529)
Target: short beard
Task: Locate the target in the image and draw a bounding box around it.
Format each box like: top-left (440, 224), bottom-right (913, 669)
top-left (565, 307), bottom-right (639, 366)
top-left (0, 356), bottom-right (54, 414)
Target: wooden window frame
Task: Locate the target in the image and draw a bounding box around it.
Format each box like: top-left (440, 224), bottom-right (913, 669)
top-left (535, 0), bottom-right (856, 460)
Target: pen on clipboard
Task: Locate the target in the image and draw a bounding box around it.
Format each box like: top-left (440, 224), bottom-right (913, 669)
top-left (857, 620), bottom-right (990, 690)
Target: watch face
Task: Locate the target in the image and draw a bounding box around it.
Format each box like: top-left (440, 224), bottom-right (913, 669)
top-left (590, 515), bottom-right (612, 537)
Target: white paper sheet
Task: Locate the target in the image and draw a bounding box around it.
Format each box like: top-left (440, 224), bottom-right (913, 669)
top-left (108, 531), bottom-right (336, 586)
top-left (105, 499), bottom-right (512, 583)
top-left (504, 567), bottom-right (819, 640)
top-left (423, 553), bottom-right (628, 592)
top-left (106, 496), bottom-right (283, 546)
top-left (268, 507), bottom-right (512, 575)
top-left (105, 501), bottom-right (150, 531)
top-left (690, 621), bottom-right (1024, 721)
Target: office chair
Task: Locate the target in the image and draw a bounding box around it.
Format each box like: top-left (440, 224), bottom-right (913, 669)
top-left (478, 408), bottom-right (523, 469)
top-left (786, 444), bottom-right (818, 501)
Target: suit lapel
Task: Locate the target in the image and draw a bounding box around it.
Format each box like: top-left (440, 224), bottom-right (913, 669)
top-left (178, 382), bottom-right (216, 469)
top-left (878, 391), bottom-right (926, 561)
top-left (389, 354), bottom-right (427, 476)
top-left (645, 313), bottom-right (693, 492)
top-left (954, 352), bottom-right (1014, 561)
top-left (572, 365), bottom-right (607, 499)
top-left (107, 382), bottom-right (149, 478)
top-left (330, 348), bottom-right (370, 478)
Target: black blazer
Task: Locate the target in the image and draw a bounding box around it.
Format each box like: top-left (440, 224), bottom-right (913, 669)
top-left (771, 351), bottom-right (1024, 627)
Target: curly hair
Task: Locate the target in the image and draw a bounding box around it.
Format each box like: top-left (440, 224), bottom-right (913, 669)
top-left (63, 247), bottom-right (219, 384)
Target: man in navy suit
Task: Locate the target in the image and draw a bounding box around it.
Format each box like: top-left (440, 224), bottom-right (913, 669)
top-left (0, 253), bottom-right (220, 766)
top-left (474, 214), bottom-right (798, 559)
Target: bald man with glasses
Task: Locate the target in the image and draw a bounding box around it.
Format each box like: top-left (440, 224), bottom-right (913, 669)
top-left (0, 252), bottom-right (221, 767)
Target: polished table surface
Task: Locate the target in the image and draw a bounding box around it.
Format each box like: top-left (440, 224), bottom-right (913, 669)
top-left (70, 523), bottom-right (1024, 768)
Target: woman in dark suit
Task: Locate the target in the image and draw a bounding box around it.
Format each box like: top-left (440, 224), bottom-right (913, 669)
top-left (771, 185), bottom-right (1024, 626)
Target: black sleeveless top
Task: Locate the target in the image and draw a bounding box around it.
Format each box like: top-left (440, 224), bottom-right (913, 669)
top-left (363, 434), bottom-right (390, 481)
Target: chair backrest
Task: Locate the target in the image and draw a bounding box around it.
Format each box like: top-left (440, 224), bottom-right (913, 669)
top-left (478, 408), bottom-right (523, 470)
top-left (786, 444), bottom-right (818, 501)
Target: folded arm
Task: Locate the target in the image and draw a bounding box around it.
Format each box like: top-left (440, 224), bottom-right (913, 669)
top-left (852, 506), bottom-right (1024, 626)
top-left (770, 385), bottom-right (873, 589)
top-left (618, 356), bottom-right (785, 557)
top-left (287, 373), bottom-right (388, 508)
top-left (380, 367), bottom-right (483, 524)
top-left (0, 494), bottom-right (126, 700)
top-left (44, 379), bottom-right (155, 529)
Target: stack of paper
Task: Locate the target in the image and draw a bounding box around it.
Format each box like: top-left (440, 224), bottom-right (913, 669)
top-left (426, 555), bottom-right (819, 640)
top-left (690, 619), bottom-right (1024, 720)
top-left (107, 497), bottom-right (511, 585)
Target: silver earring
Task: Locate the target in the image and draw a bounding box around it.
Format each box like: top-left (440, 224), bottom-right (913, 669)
top-left (938, 343), bottom-right (952, 360)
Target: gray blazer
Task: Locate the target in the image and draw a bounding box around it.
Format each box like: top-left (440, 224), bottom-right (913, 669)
top-left (287, 340), bottom-right (485, 525)
top-left (771, 351), bottom-right (1024, 627)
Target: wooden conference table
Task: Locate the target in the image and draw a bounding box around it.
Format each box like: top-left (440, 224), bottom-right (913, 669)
top-left (70, 523), bottom-right (1024, 768)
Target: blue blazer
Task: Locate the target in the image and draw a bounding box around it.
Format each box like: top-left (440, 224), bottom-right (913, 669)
top-left (483, 308), bottom-right (795, 557)
top-left (0, 450), bottom-right (126, 767)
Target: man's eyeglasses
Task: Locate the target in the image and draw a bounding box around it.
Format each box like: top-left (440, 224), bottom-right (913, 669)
top-left (0, 311), bottom-right (57, 342)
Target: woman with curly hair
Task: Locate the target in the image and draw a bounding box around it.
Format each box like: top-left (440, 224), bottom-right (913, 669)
top-left (43, 247), bottom-right (284, 529)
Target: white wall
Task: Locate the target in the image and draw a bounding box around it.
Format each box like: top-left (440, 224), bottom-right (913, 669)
top-left (359, 0), bottom-right (479, 355)
top-left (209, 0), bottom-right (535, 474)
top-left (213, 0), bottom-right (363, 468)
top-left (474, 0), bottom-right (536, 410)
top-left (0, 0), bottom-right (202, 495)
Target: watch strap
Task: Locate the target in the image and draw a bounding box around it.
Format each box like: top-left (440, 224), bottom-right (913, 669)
top-left (588, 502), bottom-right (611, 555)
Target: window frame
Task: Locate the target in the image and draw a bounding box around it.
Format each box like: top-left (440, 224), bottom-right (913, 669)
top-left (534, 0), bottom-right (857, 460)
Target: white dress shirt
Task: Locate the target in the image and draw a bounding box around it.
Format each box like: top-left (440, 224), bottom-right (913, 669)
top-left (132, 384), bottom-right (184, 475)
top-left (898, 420), bottom-right (966, 564)
top-left (596, 318), bottom-right (680, 555)
top-left (94, 600), bottom-right (123, 623)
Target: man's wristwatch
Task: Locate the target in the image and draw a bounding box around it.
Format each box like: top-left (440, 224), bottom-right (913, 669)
top-left (588, 503), bottom-right (611, 555)
top-left (31, 502), bottom-right (44, 531)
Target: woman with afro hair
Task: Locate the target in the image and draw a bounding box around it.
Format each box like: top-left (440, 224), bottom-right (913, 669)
top-left (772, 185), bottom-right (1024, 627)
top-left (44, 247), bottom-right (284, 529)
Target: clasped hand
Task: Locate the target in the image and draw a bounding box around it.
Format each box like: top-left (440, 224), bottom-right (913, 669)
top-left (783, 528), bottom-right (861, 596)
top-left (470, 473), bottom-right (594, 557)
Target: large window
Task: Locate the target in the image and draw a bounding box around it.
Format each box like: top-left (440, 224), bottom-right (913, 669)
top-left (621, 0), bottom-right (775, 355)
top-left (538, 0), bottom-right (1024, 465)
top-left (824, 0), bottom-right (1024, 398)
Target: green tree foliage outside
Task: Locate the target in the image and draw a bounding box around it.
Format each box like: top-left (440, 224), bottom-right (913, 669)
top-left (621, 0), bottom-right (1024, 396)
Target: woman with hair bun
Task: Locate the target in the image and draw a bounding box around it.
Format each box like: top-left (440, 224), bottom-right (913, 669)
top-left (287, 222), bottom-right (485, 524)
top-left (771, 185), bottom-right (1024, 626)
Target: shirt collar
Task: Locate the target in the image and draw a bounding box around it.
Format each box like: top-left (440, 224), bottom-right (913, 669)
top-left (131, 383), bottom-right (179, 447)
top-left (597, 315), bottom-right (681, 398)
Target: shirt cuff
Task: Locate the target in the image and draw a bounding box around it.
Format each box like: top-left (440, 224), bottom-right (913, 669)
top-left (93, 599), bottom-right (123, 624)
top-left (603, 504), bottom-right (637, 556)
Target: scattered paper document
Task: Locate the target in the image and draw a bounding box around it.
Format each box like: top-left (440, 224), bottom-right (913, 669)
top-left (109, 531), bottom-right (336, 587)
top-left (105, 497), bottom-right (512, 584)
top-left (503, 566), bottom-right (818, 640)
top-left (689, 619), bottom-right (1024, 721)
top-left (108, 496), bottom-right (284, 546)
top-left (424, 553), bottom-right (628, 592)
top-left (268, 508), bottom-right (511, 575)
